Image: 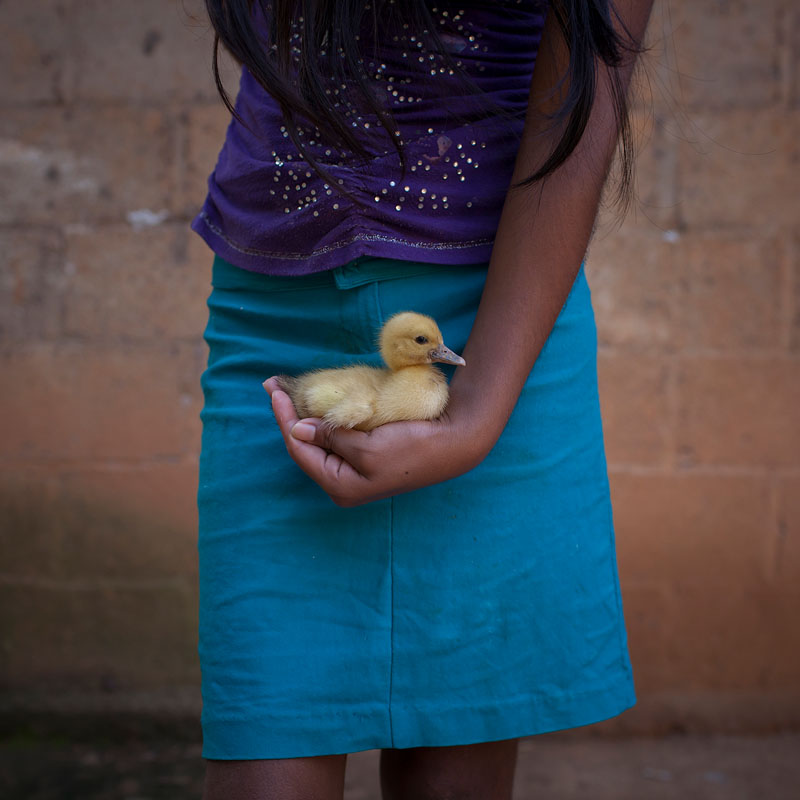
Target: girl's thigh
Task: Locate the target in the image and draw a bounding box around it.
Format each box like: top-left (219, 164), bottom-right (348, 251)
top-left (380, 739), bottom-right (519, 800)
top-left (203, 754), bottom-right (347, 800)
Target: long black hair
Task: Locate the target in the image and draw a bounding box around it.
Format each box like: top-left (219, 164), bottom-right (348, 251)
top-left (204, 0), bottom-right (642, 207)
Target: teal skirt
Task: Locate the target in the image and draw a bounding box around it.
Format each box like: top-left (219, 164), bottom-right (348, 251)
top-left (197, 254), bottom-right (636, 759)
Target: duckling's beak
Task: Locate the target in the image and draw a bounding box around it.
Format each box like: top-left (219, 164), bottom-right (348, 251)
top-left (429, 343), bottom-right (466, 366)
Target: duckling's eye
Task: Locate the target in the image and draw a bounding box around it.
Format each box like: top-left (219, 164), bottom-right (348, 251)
top-left (414, 335), bottom-right (429, 344)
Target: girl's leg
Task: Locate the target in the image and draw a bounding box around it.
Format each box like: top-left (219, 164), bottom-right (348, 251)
top-left (203, 754), bottom-right (348, 800)
top-left (379, 738), bottom-right (519, 800)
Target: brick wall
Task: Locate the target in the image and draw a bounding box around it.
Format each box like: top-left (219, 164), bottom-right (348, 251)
top-left (1, 1), bottom-right (797, 731)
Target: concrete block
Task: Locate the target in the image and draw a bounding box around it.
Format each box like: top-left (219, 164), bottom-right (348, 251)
top-left (62, 224), bottom-right (212, 341)
top-left (617, 583), bottom-right (673, 693)
top-left (0, 342), bottom-right (204, 461)
top-left (0, 107), bottom-right (174, 226)
top-left (0, 464), bottom-right (199, 581)
top-left (677, 110), bottom-right (800, 232)
top-left (790, 3), bottom-right (800, 107)
top-left (586, 228), bottom-right (680, 352)
top-left (0, 229), bottom-right (66, 341)
top-left (676, 234), bottom-right (785, 351)
top-left (671, 0), bottom-right (780, 109)
top-left (610, 472), bottom-right (773, 586)
top-left (775, 477), bottom-right (800, 587)
top-left (598, 354), bottom-right (673, 466)
top-left (0, 470), bottom-right (64, 579)
top-left (792, 233), bottom-right (800, 352)
top-left (0, 582), bottom-right (199, 690)
top-left (671, 586), bottom-right (800, 690)
top-left (70, 0), bottom-right (223, 103)
top-left (620, 581), bottom-right (800, 693)
top-left (0, 0), bottom-right (75, 104)
top-left (676, 356), bottom-right (800, 468)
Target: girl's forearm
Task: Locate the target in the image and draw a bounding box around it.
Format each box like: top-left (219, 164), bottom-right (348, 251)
top-left (449, 0), bottom-right (655, 453)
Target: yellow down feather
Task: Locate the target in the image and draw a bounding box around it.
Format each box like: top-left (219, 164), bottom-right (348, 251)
top-left (273, 312), bottom-right (466, 432)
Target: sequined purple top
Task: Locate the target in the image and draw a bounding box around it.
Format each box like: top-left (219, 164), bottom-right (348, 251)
top-left (192, 1), bottom-right (548, 275)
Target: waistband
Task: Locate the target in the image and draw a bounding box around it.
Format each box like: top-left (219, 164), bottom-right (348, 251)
top-left (210, 254), bottom-right (489, 292)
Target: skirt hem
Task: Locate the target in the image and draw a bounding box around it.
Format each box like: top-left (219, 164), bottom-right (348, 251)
top-left (201, 672), bottom-right (637, 760)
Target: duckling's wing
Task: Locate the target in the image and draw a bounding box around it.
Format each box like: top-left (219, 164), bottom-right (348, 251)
top-left (295, 366), bottom-right (384, 429)
top-left (371, 367), bottom-right (449, 426)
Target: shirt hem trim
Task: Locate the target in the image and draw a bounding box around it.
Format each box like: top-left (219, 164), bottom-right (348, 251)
top-left (194, 210), bottom-right (495, 264)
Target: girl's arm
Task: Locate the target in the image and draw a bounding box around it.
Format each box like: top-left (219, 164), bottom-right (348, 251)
top-left (266, 0), bottom-right (655, 507)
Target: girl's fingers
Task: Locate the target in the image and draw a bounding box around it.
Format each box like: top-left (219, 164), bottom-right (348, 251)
top-left (262, 376), bottom-right (285, 398)
top-left (263, 375), bottom-right (376, 474)
top-left (270, 389), bottom-right (326, 472)
top-left (291, 419), bottom-right (377, 474)
top-left (269, 388), bottom-right (367, 497)
top-left (264, 377), bottom-right (448, 505)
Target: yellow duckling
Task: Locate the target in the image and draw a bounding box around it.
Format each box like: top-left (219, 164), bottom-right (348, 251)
top-left (271, 311), bottom-right (466, 431)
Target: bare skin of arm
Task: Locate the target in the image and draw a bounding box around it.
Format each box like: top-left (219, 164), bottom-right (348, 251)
top-left (264, 0), bottom-right (655, 507)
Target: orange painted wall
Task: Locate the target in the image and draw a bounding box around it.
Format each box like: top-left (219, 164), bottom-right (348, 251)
top-left (1, 0), bottom-right (798, 730)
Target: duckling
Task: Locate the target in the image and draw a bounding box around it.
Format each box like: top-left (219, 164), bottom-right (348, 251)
top-left (270, 311), bottom-right (466, 431)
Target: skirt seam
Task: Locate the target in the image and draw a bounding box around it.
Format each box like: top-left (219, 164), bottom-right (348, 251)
top-left (389, 495), bottom-right (397, 748)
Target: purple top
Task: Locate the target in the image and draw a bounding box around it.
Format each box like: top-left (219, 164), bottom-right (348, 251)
top-left (192, 1), bottom-right (548, 275)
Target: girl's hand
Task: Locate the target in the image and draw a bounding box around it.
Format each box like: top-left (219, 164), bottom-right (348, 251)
top-left (263, 377), bottom-right (491, 507)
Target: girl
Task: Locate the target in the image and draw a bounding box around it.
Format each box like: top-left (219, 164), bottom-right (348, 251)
top-left (194, 1), bottom-right (654, 797)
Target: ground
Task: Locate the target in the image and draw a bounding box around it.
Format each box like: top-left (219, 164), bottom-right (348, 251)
top-left (1, 727), bottom-right (798, 799)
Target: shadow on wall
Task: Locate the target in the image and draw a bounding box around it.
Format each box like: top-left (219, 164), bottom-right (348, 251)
top-left (0, 474), bottom-right (201, 714)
